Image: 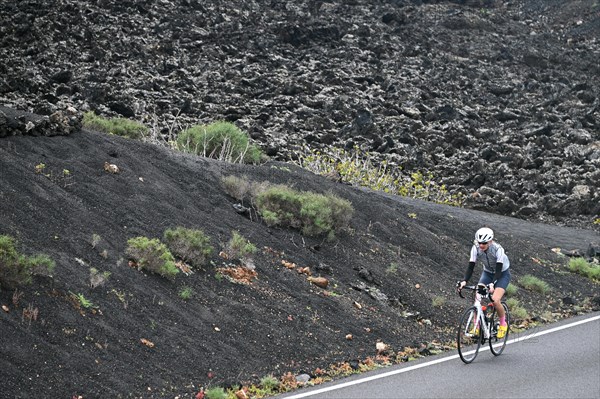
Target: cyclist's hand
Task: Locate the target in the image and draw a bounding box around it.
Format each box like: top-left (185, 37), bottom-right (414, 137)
top-left (457, 280), bottom-right (466, 291)
top-left (488, 283), bottom-right (495, 293)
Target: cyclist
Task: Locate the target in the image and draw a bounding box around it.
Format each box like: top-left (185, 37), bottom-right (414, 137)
top-left (458, 227), bottom-right (510, 338)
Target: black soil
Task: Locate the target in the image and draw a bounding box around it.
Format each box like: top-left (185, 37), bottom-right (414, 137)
top-left (0, 126), bottom-right (598, 398)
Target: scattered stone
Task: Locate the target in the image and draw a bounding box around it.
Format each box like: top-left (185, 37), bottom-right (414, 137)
top-left (295, 374), bottom-right (310, 384)
top-left (562, 296), bottom-right (576, 306)
top-left (307, 276), bottom-right (329, 289)
top-left (103, 162), bottom-right (120, 174)
top-left (375, 341), bottom-right (388, 355)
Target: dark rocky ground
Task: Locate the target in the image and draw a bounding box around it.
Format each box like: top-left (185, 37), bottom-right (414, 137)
top-left (0, 1), bottom-right (599, 398)
top-left (1, 0), bottom-right (599, 228)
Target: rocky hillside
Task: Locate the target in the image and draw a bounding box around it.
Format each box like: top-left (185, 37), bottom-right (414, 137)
top-left (0, 119), bottom-right (598, 398)
top-left (1, 0), bottom-right (599, 228)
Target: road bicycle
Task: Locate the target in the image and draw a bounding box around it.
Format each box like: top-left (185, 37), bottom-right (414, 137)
top-left (455, 283), bottom-right (510, 364)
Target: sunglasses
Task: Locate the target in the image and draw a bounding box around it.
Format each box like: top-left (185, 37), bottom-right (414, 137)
top-left (478, 241), bottom-right (489, 245)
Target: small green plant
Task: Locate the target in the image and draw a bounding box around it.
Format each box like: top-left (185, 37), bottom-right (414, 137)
top-left (386, 262), bottom-right (399, 274)
top-left (259, 375), bottom-right (280, 394)
top-left (178, 286), bottom-right (194, 300)
top-left (506, 298), bottom-right (529, 320)
top-left (61, 169), bottom-right (74, 187)
top-left (70, 292), bottom-right (95, 309)
top-left (204, 386), bottom-right (227, 399)
top-left (519, 274), bottom-right (551, 294)
top-left (34, 162), bottom-right (47, 175)
top-left (176, 121), bottom-right (263, 164)
top-left (163, 227), bottom-right (214, 269)
top-left (432, 296), bottom-right (445, 308)
top-left (91, 233), bottom-right (102, 248)
top-left (593, 217), bottom-right (600, 225)
top-left (149, 319), bottom-right (157, 330)
top-left (226, 231), bottom-right (257, 261)
top-left (89, 267), bottom-right (111, 289)
top-left (126, 237), bottom-right (179, 280)
top-left (568, 257), bottom-right (600, 281)
top-left (221, 175), bottom-right (254, 203)
top-left (505, 283), bottom-right (519, 296)
top-left (110, 289), bottom-right (129, 308)
top-left (0, 235), bottom-right (55, 290)
top-left (83, 111), bottom-right (148, 140)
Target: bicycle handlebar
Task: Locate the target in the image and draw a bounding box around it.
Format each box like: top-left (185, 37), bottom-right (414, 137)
top-left (456, 282), bottom-right (492, 300)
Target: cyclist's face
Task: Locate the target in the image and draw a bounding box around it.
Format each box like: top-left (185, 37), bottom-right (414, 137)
top-left (478, 241), bottom-right (490, 249)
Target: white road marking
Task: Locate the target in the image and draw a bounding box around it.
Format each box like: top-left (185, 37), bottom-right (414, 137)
top-left (282, 314), bottom-right (600, 398)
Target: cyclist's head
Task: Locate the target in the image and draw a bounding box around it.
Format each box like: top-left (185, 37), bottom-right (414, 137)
top-left (475, 227), bottom-right (494, 244)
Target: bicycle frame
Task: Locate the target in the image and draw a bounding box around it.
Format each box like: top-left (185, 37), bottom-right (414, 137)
top-left (466, 288), bottom-right (493, 341)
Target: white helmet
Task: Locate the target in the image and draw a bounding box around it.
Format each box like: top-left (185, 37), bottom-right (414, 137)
top-left (475, 227), bottom-right (494, 243)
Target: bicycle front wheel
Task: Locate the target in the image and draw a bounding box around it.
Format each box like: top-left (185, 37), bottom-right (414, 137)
top-left (489, 302), bottom-right (510, 356)
top-left (457, 306), bottom-right (481, 364)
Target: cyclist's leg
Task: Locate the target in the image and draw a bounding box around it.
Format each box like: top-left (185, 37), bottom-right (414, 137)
top-left (493, 270), bottom-right (511, 319)
top-left (477, 270), bottom-right (494, 287)
top-left (493, 270), bottom-right (511, 338)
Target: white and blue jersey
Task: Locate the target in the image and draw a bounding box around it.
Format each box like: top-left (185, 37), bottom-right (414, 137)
top-left (469, 242), bottom-right (510, 274)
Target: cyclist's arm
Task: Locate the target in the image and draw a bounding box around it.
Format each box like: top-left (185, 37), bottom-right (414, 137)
top-left (493, 262), bottom-right (503, 284)
top-left (463, 245), bottom-right (478, 283)
top-left (463, 261), bottom-right (476, 282)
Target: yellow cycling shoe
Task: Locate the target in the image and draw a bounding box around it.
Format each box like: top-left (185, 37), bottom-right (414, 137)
top-left (497, 325), bottom-right (508, 338)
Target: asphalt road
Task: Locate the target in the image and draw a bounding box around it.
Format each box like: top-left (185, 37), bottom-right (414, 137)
top-left (277, 312), bottom-right (600, 399)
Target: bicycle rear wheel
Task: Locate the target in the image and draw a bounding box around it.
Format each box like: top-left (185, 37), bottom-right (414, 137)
top-left (489, 302), bottom-right (510, 356)
top-left (457, 306), bottom-right (481, 364)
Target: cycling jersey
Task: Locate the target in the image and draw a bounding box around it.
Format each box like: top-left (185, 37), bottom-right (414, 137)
top-left (469, 242), bottom-right (510, 273)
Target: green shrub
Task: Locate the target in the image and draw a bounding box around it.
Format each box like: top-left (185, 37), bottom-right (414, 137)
top-left (163, 227), bottom-right (214, 269)
top-left (260, 375), bottom-right (280, 394)
top-left (255, 185), bottom-right (354, 239)
top-left (82, 111), bottom-right (148, 140)
top-left (506, 298), bottom-right (529, 319)
top-left (0, 235), bottom-right (55, 290)
top-left (221, 176), bottom-right (354, 239)
top-left (505, 283), bottom-right (519, 296)
top-left (519, 274), bottom-right (550, 294)
top-left (221, 175), bottom-right (253, 202)
top-left (70, 291), bottom-right (95, 309)
top-left (176, 121), bottom-right (262, 164)
top-left (295, 146), bottom-right (465, 206)
top-left (126, 237), bottom-right (179, 280)
top-left (256, 185), bottom-right (303, 227)
top-left (178, 286), bottom-right (194, 300)
top-left (226, 231), bottom-right (257, 261)
top-left (204, 387), bottom-right (227, 399)
top-left (568, 257), bottom-right (600, 281)
top-left (386, 262), bottom-right (399, 274)
top-left (432, 296), bottom-right (445, 307)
